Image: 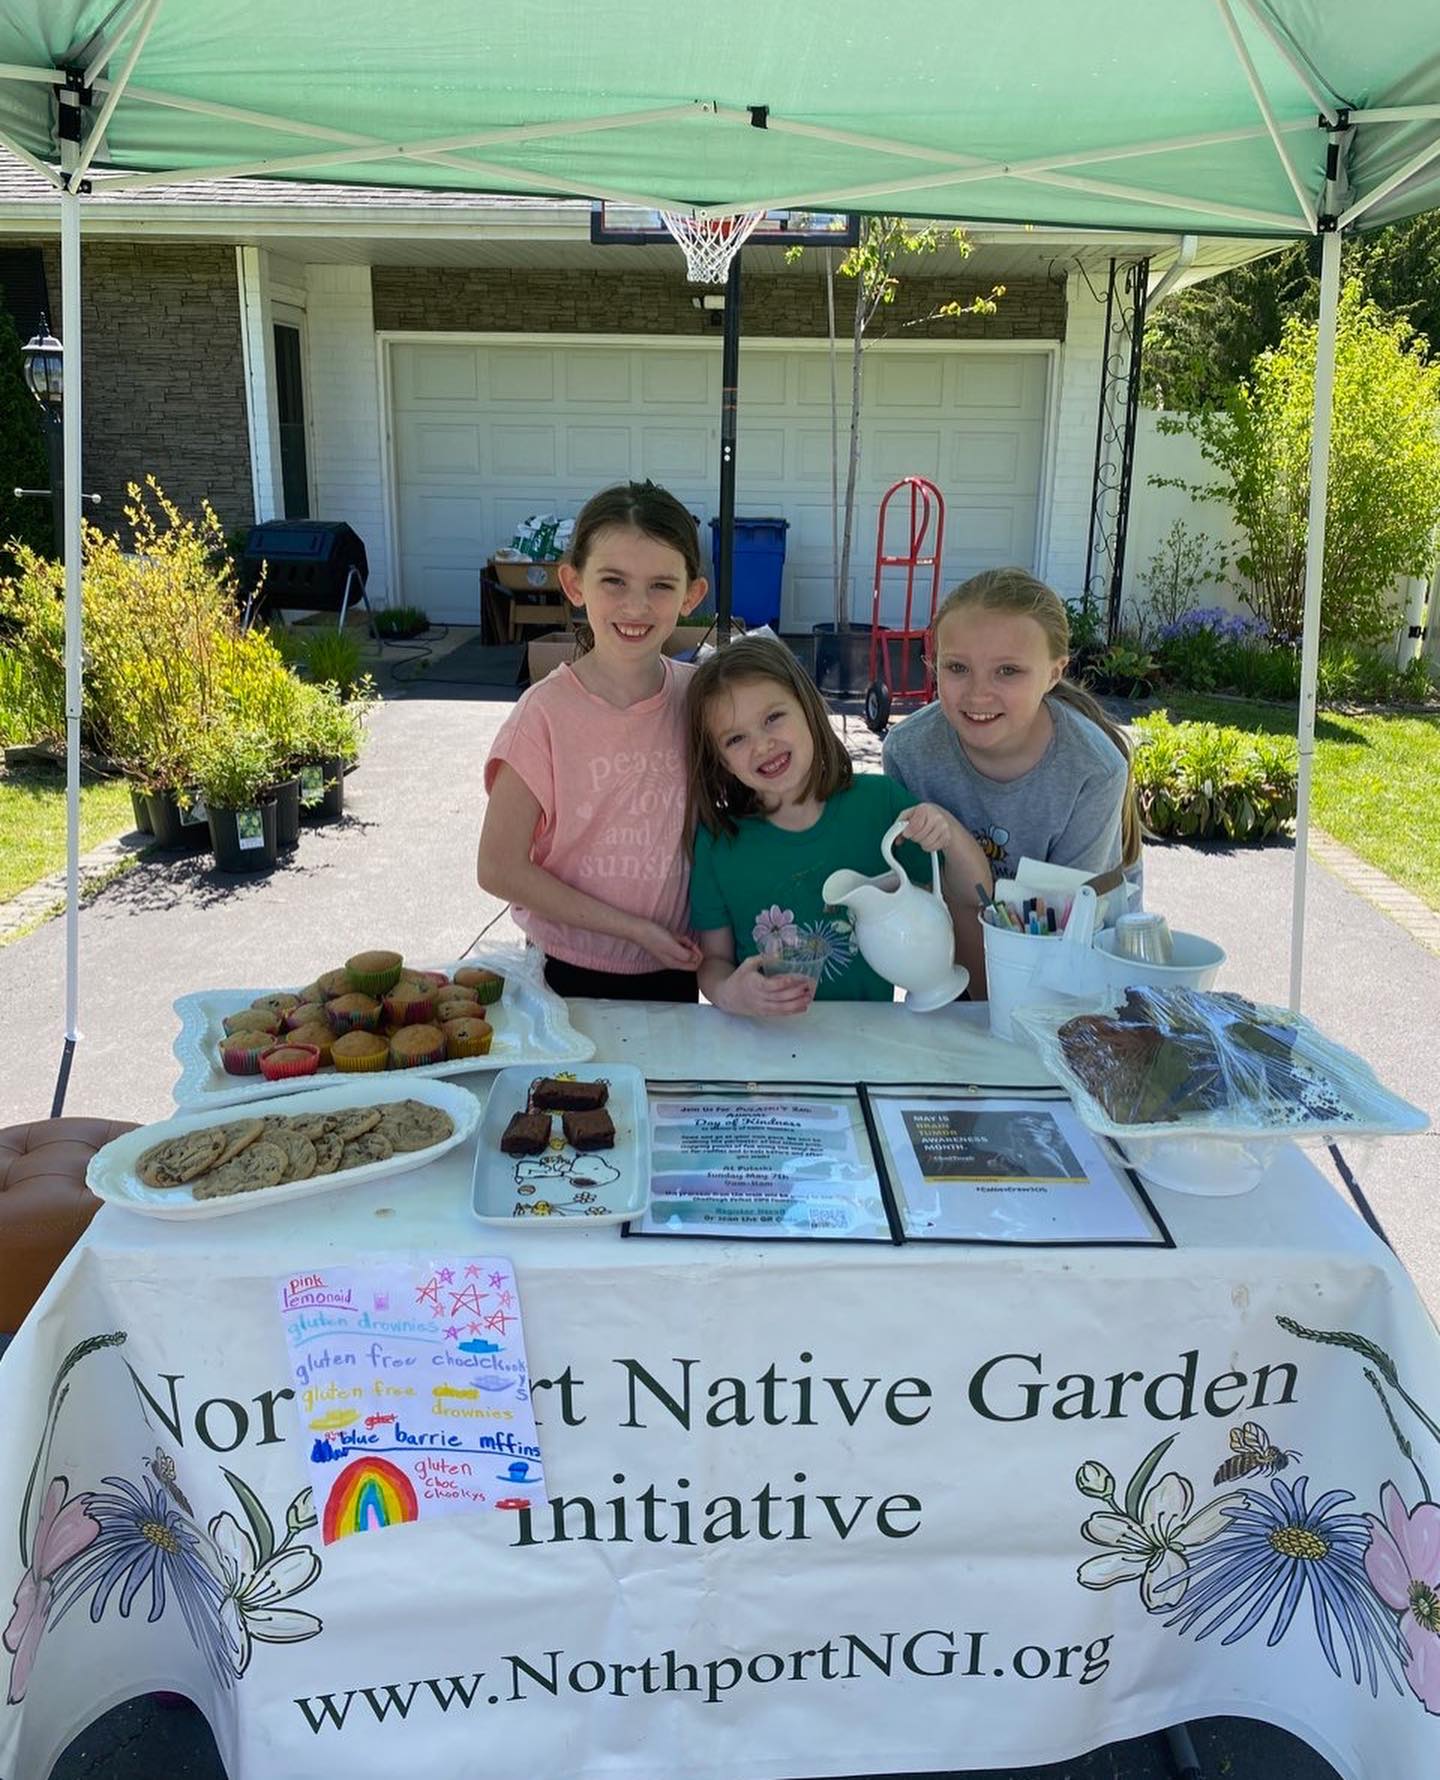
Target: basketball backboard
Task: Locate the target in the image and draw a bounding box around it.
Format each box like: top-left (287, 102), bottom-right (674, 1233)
top-left (591, 203), bottom-right (859, 248)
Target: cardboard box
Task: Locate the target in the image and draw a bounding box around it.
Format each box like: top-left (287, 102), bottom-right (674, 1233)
top-left (494, 559), bottom-right (564, 594)
top-left (526, 632), bottom-right (578, 684)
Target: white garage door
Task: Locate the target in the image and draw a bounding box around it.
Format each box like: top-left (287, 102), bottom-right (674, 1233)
top-left (389, 339), bottom-right (1050, 628)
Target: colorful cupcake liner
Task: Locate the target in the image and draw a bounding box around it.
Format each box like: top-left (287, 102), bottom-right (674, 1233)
top-left (469, 976), bottom-right (504, 1006)
top-left (259, 1044), bottom-right (321, 1082)
top-left (383, 991), bottom-right (436, 1026)
top-left (327, 1001), bottom-right (382, 1035)
top-left (219, 1039), bottom-right (276, 1076)
top-left (445, 1029), bottom-right (494, 1060)
top-left (332, 1044), bottom-right (390, 1074)
top-left (345, 957), bottom-right (404, 995)
top-left (390, 1039), bottom-right (447, 1069)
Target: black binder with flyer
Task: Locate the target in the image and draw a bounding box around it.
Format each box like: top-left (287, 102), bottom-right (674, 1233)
top-left (623, 1080), bottom-right (1171, 1249)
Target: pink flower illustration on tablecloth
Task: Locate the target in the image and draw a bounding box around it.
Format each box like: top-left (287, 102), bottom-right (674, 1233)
top-left (3, 1476), bottom-right (99, 1703)
top-left (1365, 1482), bottom-right (1440, 1712)
top-left (752, 906), bottom-right (799, 951)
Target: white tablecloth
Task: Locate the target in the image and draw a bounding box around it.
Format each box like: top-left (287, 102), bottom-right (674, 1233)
top-left (1, 1002), bottom-right (1437, 1780)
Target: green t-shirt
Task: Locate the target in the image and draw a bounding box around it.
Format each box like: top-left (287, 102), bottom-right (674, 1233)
top-left (689, 773), bottom-right (931, 1002)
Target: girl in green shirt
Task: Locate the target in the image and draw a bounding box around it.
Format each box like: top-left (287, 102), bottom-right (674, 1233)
top-left (685, 638), bottom-right (992, 1016)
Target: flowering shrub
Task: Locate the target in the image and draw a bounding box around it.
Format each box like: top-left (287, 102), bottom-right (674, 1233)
top-left (1158, 606), bottom-right (1270, 645)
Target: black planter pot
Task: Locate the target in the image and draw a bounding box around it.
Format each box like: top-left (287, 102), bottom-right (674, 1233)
top-left (298, 755), bottom-right (346, 824)
top-left (144, 787), bottom-right (211, 852)
top-left (129, 784), bottom-right (152, 835)
top-left (270, 774), bottom-right (301, 851)
top-left (812, 621), bottom-right (876, 695)
top-left (207, 799), bottom-right (278, 873)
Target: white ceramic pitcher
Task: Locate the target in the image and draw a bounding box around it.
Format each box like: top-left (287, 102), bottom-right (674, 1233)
top-left (822, 817), bottom-right (970, 1012)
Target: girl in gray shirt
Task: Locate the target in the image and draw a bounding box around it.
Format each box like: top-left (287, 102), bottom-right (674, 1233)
top-left (882, 568), bottom-right (1142, 896)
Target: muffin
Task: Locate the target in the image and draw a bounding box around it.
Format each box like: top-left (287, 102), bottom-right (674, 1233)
top-left (219, 1031), bottom-right (277, 1076)
top-left (251, 992), bottom-right (300, 1017)
top-left (383, 983), bottom-right (436, 1027)
top-left (331, 1030), bottom-right (390, 1073)
top-left (222, 1008), bottom-right (281, 1036)
top-left (288, 1019), bottom-right (336, 1065)
top-left (345, 950), bottom-right (404, 995)
top-left (284, 1001), bottom-right (330, 1032)
top-left (434, 993), bottom-right (482, 1024)
top-left (442, 1016), bottom-right (493, 1060)
top-left (326, 992), bottom-right (382, 1035)
top-left (316, 967), bottom-right (354, 1000)
top-left (259, 1043), bottom-right (321, 1082)
top-left (389, 1023), bottom-right (446, 1069)
top-left (454, 967), bottom-right (504, 1005)
top-left (408, 969), bottom-right (451, 991)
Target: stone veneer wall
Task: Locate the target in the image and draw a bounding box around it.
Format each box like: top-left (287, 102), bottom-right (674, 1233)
top-left (372, 269), bottom-right (1066, 341)
top-left (38, 240), bottom-right (254, 533)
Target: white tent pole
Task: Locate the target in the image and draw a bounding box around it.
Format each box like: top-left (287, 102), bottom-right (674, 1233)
top-left (1289, 224), bottom-right (1342, 1012)
top-left (57, 114), bottom-right (84, 1109)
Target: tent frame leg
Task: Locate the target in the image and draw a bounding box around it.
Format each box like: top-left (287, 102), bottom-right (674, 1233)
top-left (1289, 224), bottom-right (1342, 1011)
top-left (60, 113), bottom-right (84, 1089)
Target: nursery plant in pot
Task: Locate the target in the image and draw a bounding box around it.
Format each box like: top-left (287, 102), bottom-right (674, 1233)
top-left (194, 725), bottom-right (282, 873)
top-left (294, 680), bottom-right (367, 822)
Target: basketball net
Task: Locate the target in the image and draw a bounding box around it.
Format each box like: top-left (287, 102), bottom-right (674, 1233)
top-left (659, 210), bottom-right (767, 284)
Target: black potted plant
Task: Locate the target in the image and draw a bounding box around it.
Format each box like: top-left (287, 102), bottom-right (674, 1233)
top-left (294, 679), bottom-right (368, 823)
top-left (194, 725), bottom-right (282, 873)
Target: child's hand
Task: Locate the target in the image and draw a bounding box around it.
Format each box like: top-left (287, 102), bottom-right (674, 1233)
top-left (712, 954), bottom-right (816, 1019)
top-left (898, 802), bottom-right (959, 854)
top-left (629, 920), bottom-right (703, 972)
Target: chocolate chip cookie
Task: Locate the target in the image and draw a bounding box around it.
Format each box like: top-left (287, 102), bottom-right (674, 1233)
top-left (138, 1127), bottom-right (227, 1189)
top-left (191, 1140), bottom-right (288, 1200)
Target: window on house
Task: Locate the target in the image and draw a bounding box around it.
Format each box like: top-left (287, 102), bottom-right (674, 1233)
top-left (273, 322), bottom-right (310, 518)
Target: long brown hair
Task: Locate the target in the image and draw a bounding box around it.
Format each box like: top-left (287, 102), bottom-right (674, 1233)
top-left (685, 637), bottom-right (852, 844)
top-left (931, 567), bottom-right (1142, 868)
top-left (565, 481), bottom-right (701, 658)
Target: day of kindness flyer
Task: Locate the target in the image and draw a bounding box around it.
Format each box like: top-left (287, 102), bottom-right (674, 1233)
top-left (277, 1256), bottom-right (545, 1541)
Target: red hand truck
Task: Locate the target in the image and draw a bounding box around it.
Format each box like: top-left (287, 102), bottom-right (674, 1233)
top-left (863, 476), bottom-right (947, 735)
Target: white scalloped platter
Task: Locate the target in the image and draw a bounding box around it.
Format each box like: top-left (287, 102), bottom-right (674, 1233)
top-left (172, 950), bottom-right (594, 1110)
top-left (88, 1078), bottom-right (482, 1220)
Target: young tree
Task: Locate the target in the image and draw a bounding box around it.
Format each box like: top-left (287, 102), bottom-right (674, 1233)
top-left (813, 219), bottom-right (1003, 629)
top-left (0, 297), bottom-right (54, 567)
top-left (1169, 282), bottom-right (1440, 643)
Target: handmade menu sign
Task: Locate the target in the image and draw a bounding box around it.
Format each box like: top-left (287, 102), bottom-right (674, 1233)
top-left (278, 1257), bottom-right (545, 1541)
top-left (635, 1087), bottom-right (893, 1241)
top-left (868, 1093), bottom-right (1166, 1245)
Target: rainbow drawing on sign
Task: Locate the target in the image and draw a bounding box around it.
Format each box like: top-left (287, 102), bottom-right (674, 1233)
top-left (321, 1456), bottom-right (419, 1542)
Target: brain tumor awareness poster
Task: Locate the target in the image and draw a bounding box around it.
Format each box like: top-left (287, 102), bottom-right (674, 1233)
top-left (276, 1257), bottom-right (545, 1541)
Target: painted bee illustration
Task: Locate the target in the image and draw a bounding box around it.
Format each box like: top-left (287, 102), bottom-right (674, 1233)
top-left (1213, 1421), bottom-right (1300, 1485)
top-left (147, 1447), bottom-right (194, 1515)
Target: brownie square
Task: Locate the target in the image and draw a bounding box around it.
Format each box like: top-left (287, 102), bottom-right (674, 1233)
top-left (561, 1109), bottom-right (615, 1152)
top-left (500, 1111), bottom-right (552, 1155)
top-left (530, 1076), bottom-right (608, 1112)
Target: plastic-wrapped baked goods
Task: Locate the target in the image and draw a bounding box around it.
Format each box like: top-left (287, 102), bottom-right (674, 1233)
top-left (1017, 986), bottom-right (1425, 1138)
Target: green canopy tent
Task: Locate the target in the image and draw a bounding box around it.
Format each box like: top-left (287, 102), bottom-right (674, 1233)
top-left (2, 0), bottom-right (1438, 1094)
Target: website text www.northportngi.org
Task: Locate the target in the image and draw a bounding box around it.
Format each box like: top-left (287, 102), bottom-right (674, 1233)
top-left (293, 1626), bottom-right (1114, 1733)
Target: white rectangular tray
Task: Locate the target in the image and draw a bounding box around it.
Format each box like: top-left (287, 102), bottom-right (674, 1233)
top-left (471, 1064), bottom-right (650, 1228)
top-left (88, 1078), bottom-right (482, 1219)
top-left (172, 949), bottom-right (594, 1109)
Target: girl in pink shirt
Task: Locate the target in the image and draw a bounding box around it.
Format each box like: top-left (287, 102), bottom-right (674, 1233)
top-left (478, 482), bottom-right (708, 1002)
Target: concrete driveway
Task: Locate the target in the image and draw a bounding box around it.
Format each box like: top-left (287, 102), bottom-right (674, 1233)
top-left (6, 673), bottom-right (1434, 1780)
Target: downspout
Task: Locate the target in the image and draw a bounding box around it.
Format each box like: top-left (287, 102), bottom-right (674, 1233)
top-left (1146, 234), bottom-right (1199, 308)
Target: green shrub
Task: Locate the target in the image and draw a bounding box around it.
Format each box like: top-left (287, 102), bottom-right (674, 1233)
top-left (297, 626), bottom-right (366, 695)
top-left (192, 722), bottom-right (282, 812)
top-left (0, 644), bottom-right (57, 745)
top-left (1137, 519), bottom-right (1226, 641)
top-left (1132, 712), bottom-right (1298, 841)
top-left (1316, 645), bottom-right (1438, 706)
top-left (373, 605), bottom-right (429, 639)
top-left (1081, 639), bottom-right (1158, 698)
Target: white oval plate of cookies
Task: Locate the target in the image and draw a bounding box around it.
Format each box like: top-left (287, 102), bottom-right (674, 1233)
top-left (87, 1079), bottom-right (482, 1219)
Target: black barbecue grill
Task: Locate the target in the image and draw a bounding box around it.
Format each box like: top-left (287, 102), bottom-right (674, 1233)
top-left (238, 520), bottom-right (371, 631)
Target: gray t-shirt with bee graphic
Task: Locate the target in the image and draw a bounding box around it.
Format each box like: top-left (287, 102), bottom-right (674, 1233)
top-left (881, 695), bottom-right (1137, 891)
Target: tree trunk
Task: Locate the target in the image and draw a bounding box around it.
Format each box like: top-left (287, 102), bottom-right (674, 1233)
top-left (836, 270), bottom-right (866, 632)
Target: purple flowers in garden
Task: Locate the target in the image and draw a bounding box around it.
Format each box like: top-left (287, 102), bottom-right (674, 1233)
top-left (1158, 606), bottom-right (1270, 645)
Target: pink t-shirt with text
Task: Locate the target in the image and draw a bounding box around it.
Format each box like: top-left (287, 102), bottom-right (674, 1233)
top-left (483, 658), bottom-right (695, 974)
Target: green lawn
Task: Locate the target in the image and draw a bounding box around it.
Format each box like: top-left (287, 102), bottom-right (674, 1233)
top-left (1159, 694), bottom-right (1440, 913)
top-left (0, 764), bottom-right (138, 904)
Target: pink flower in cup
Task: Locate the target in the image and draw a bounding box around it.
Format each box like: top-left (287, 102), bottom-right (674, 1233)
top-left (4, 1477), bottom-right (99, 1703)
top-left (1365, 1482), bottom-right (1440, 1712)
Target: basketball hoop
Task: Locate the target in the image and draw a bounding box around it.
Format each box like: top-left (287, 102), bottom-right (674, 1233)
top-left (659, 210), bottom-right (767, 284)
